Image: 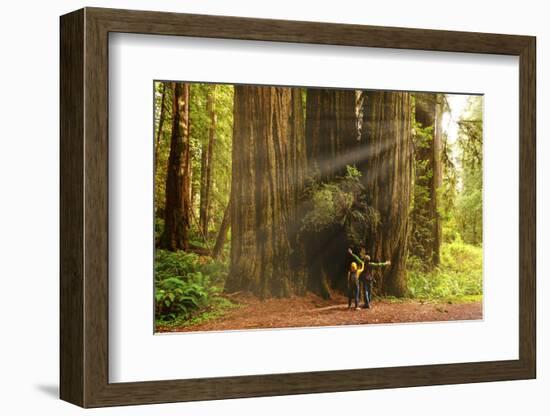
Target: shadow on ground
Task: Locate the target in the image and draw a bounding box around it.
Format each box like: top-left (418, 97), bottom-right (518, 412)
top-left (35, 384), bottom-right (59, 399)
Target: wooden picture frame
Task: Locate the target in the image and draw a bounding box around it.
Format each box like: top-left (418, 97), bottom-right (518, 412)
top-left (60, 7), bottom-right (536, 408)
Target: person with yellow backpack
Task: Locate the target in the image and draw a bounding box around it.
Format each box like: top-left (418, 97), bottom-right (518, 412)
top-left (348, 248), bottom-right (391, 309)
top-left (347, 258), bottom-right (363, 310)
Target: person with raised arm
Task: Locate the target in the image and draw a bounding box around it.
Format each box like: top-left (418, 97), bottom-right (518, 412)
top-left (347, 258), bottom-right (363, 310)
top-left (348, 248), bottom-right (390, 308)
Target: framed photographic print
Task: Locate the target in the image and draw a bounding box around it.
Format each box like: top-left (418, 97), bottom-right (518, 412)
top-left (60, 7), bottom-right (536, 408)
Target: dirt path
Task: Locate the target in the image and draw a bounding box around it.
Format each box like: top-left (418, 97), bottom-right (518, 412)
top-left (158, 292), bottom-right (482, 333)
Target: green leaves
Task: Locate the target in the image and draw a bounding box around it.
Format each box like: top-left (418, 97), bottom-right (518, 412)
top-left (155, 274), bottom-right (212, 320)
top-left (406, 240), bottom-right (482, 301)
top-left (301, 186), bottom-right (337, 231)
top-left (455, 96), bottom-right (483, 246)
top-left (154, 249), bottom-right (229, 321)
top-left (300, 165), bottom-right (379, 247)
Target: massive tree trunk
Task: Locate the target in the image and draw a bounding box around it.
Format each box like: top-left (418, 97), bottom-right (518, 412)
top-left (199, 85), bottom-right (217, 239)
top-left (305, 88), bottom-right (359, 180)
top-left (361, 91), bottom-right (413, 297)
top-left (160, 83), bottom-right (191, 251)
top-left (304, 88), bottom-right (359, 297)
top-left (226, 86), bottom-right (307, 298)
top-left (410, 93), bottom-right (443, 267)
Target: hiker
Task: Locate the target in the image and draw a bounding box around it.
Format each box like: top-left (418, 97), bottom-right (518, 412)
top-left (348, 248), bottom-right (390, 309)
top-left (347, 259), bottom-right (363, 310)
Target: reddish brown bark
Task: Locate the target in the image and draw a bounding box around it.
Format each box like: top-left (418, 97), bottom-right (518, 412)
top-left (226, 86), bottom-right (307, 298)
top-left (305, 88), bottom-right (359, 180)
top-left (361, 91), bottom-right (414, 297)
top-left (160, 83), bottom-right (191, 251)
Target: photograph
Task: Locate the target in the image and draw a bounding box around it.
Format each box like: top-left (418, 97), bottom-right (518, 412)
top-left (153, 81), bottom-right (483, 333)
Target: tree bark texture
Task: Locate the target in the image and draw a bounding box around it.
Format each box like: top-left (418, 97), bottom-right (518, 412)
top-left (361, 91), bottom-right (413, 297)
top-left (227, 86), bottom-right (307, 298)
top-left (305, 88), bottom-right (359, 180)
top-left (160, 82), bottom-right (191, 251)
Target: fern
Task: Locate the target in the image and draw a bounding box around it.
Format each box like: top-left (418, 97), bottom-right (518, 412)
top-left (154, 249), bottom-right (228, 321)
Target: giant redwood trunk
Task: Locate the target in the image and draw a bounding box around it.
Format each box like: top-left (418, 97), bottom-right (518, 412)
top-left (305, 88), bottom-right (359, 180)
top-left (160, 83), bottom-right (191, 251)
top-left (361, 91), bottom-right (413, 297)
top-left (304, 89), bottom-right (359, 297)
top-left (226, 86), bottom-right (307, 298)
top-left (410, 93), bottom-right (442, 266)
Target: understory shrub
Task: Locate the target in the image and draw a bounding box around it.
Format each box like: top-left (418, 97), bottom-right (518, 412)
top-left (407, 239), bottom-right (482, 300)
top-left (300, 165), bottom-right (380, 247)
top-left (155, 250), bottom-right (228, 321)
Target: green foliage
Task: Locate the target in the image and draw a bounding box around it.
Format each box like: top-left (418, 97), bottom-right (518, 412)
top-left (409, 121), bottom-right (436, 259)
top-left (301, 165), bottom-right (379, 247)
top-left (155, 275), bottom-right (214, 321)
top-left (301, 186), bottom-right (341, 231)
top-left (439, 131), bottom-right (458, 224)
top-left (154, 81), bottom-right (174, 216)
top-left (156, 297), bottom-right (239, 330)
top-left (407, 239), bottom-right (482, 301)
top-left (441, 215), bottom-right (461, 243)
top-left (154, 217), bottom-right (164, 241)
top-left (154, 250), bottom-right (229, 321)
top-left (154, 82), bottom-right (234, 238)
top-left (455, 96), bottom-right (483, 245)
top-left (455, 169), bottom-right (482, 245)
top-left (189, 84), bottom-right (234, 232)
top-left (189, 83), bottom-right (211, 219)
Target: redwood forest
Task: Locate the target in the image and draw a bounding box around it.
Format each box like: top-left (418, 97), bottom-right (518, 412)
top-left (153, 81), bottom-right (483, 332)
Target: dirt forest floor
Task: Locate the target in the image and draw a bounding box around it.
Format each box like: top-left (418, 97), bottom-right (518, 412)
top-left (158, 292), bottom-right (483, 333)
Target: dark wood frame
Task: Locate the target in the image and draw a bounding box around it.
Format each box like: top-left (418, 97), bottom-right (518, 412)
top-left (60, 7), bottom-right (536, 408)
